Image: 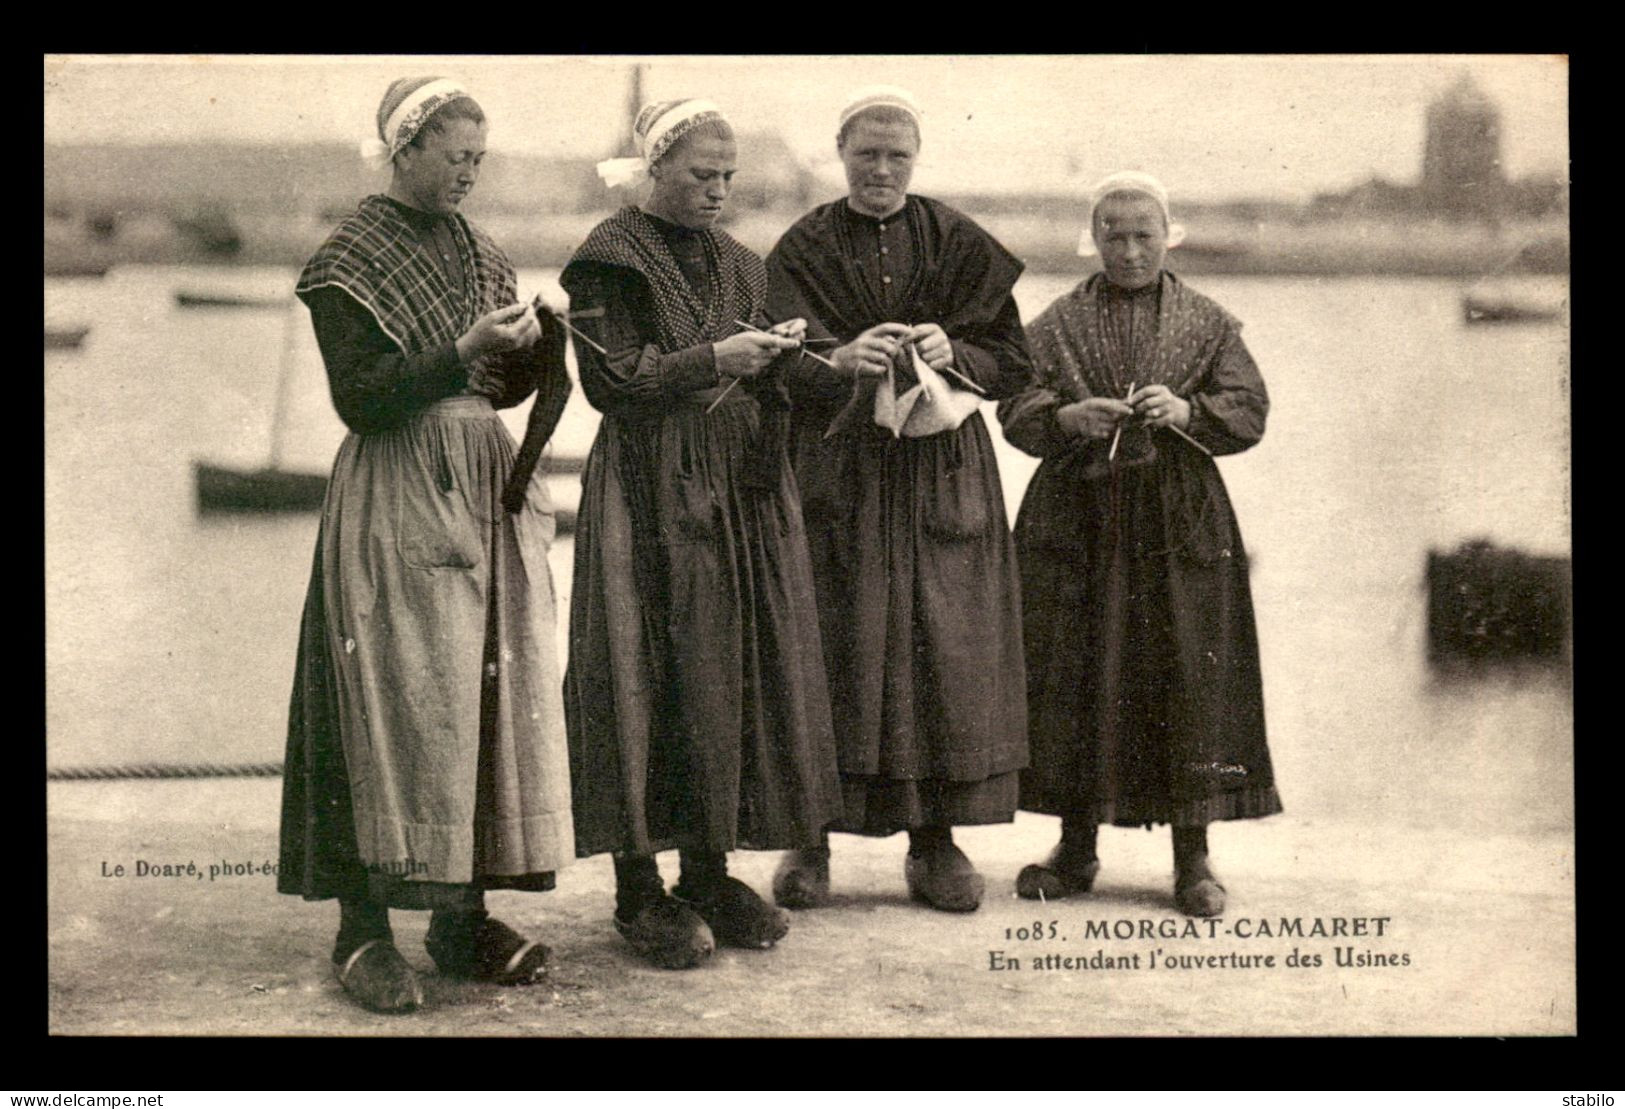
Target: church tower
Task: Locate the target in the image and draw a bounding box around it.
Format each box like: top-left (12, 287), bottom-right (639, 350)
top-left (1420, 71), bottom-right (1505, 219)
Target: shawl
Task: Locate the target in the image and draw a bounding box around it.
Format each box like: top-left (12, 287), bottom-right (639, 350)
top-left (767, 195), bottom-right (1023, 437)
top-left (1022, 270), bottom-right (1244, 555)
top-left (1025, 271), bottom-right (1241, 401)
top-left (561, 205), bottom-right (764, 351)
top-left (561, 205), bottom-right (786, 489)
top-left (301, 195), bottom-right (570, 515)
top-left (767, 195), bottom-right (1021, 344)
top-left (296, 195), bottom-right (513, 355)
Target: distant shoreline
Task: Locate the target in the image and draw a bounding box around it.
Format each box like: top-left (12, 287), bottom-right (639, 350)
top-left (45, 207), bottom-right (1570, 280)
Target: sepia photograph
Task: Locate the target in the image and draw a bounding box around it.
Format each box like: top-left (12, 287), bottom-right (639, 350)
top-left (43, 53), bottom-right (1572, 1037)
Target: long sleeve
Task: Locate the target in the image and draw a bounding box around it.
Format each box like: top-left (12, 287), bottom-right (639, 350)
top-left (303, 285), bottom-right (467, 435)
top-left (997, 378), bottom-right (1081, 460)
top-left (1186, 328), bottom-right (1269, 456)
top-left (566, 267), bottom-right (722, 418)
top-left (764, 261), bottom-right (852, 407)
top-left (946, 294), bottom-right (1034, 402)
top-left (996, 301), bottom-right (1089, 460)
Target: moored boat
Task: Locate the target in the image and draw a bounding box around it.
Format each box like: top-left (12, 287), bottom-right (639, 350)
top-left (175, 290), bottom-right (292, 310)
top-left (1463, 292), bottom-right (1564, 324)
top-left (194, 460), bottom-right (579, 531)
top-left (45, 326), bottom-right (91, 350)
top-left (44, 259), bottom-right (111, 278)
top-left (194, 462), bottom-right (330, 513)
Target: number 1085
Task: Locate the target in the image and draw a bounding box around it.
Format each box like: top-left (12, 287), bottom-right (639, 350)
top-left (1006, 920), bottom-right (1059, 941)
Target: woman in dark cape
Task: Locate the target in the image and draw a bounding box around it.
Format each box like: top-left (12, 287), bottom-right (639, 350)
top-left (765, 88), bottom-right (1032, 913)
top-left (998, 172), bottom-right (1280, 917)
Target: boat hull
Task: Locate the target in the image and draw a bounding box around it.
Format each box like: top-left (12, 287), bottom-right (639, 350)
top-left (175, 292), bottom-right (291, 310)
top-left (45, 327), bottom-right (91, 350)
top-left (1463, 296), bottom-right (1563, 324)
top-left (194, 463), bottom-right (328, 513)
top-left (194, 461), bottom-right (578, 532)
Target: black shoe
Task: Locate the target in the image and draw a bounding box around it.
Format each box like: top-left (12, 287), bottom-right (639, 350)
top-left (674, 875), bottom-right (791, 949)
top-left (1016, 844), bottom-right (1101, 901)
top-left (613, 894), bottom-right (716, 970)
top-left (425, 914), bottom-right (551, 985)
top-left (333, 939), bottom-right (423, 1013)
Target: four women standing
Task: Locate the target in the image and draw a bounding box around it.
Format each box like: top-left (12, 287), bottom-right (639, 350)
top-left (277, 77), bottom-right (1279, 1009)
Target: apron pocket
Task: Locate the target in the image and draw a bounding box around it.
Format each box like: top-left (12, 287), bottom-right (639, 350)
top-left (397, 437), bottom-right (482, 570)
top-left (663, 469), bottom-right (720, 544)
top-left (923, 449), bottom-right (990, 541)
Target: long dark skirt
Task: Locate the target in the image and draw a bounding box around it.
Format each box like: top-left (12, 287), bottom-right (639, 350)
top-left (1014, 446), bottom-right (1281, 827)
top-left (793, 410), bottom-right (1029, 835)
top-left (565, 391), bottom-right (841, 856)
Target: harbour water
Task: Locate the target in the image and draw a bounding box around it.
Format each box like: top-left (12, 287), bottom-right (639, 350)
top-left (45, 266), bottom-right (1571, 837)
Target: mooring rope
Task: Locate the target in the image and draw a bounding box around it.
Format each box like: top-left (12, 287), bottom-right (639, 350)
top-left (47, 762), bottom-right (284, 781)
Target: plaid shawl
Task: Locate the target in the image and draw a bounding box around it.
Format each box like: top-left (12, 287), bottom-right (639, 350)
top-left (561, 207), bottom-right (788, 650)
top-left (296, 195), bottom-right (515, 356)
top-left (561, 205), bottom-right (764, 350)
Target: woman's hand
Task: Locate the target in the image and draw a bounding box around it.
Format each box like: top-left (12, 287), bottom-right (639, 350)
top-left (769, 317), bottom-right (808, 343)
top-left (906, 323), bottom-right (953, 371)
top-left (831, 322), bottom-right (912, 379)
top-left (457, 303), bottom-right (540, 361)
top-left (714, 330), bottom-right (799, 379)
top-left (1129, 384), bottom-right (1191, 430)
top-left (1056, 397), bottom-right (1135, 440)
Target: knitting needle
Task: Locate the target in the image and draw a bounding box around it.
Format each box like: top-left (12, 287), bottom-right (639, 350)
top-left (939, 364), bottom-right (988, 397)
top-left (1164, 422), bottom-right (1213, 456)
top-left (1125, 382), bottom-right (1215, 457)
top-left (704, 320), bottom-right (764, 414)
top-left (704, 372), bottom-right (744, 415)
top-left (1108, 381), bottom-right (1136, 462)
top-left (734, 319), bottom-right (836, 369)
top-left (907, 342), bottom-right (988, 397)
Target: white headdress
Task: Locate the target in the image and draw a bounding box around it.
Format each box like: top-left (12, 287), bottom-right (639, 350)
top-left (359, 77), bottom-right (472, 171)
top-left (1077, 170), bottom-right (1187, 256)
top-left (838, 85), bottom-right (923, 134)
top-left (595, 98), bottom-right (728, 189)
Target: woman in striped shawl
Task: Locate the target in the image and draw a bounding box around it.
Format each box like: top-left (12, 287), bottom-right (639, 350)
top-left (562, 99), bottom-right (841, 970)
top-left (277, 78), bottom-right (574, 1012)
top-left (998, 173), bottom-right (1280, 918)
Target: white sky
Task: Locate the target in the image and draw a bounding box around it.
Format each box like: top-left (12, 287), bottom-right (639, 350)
top-left (43, 54), bottom-right (1569, 201)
